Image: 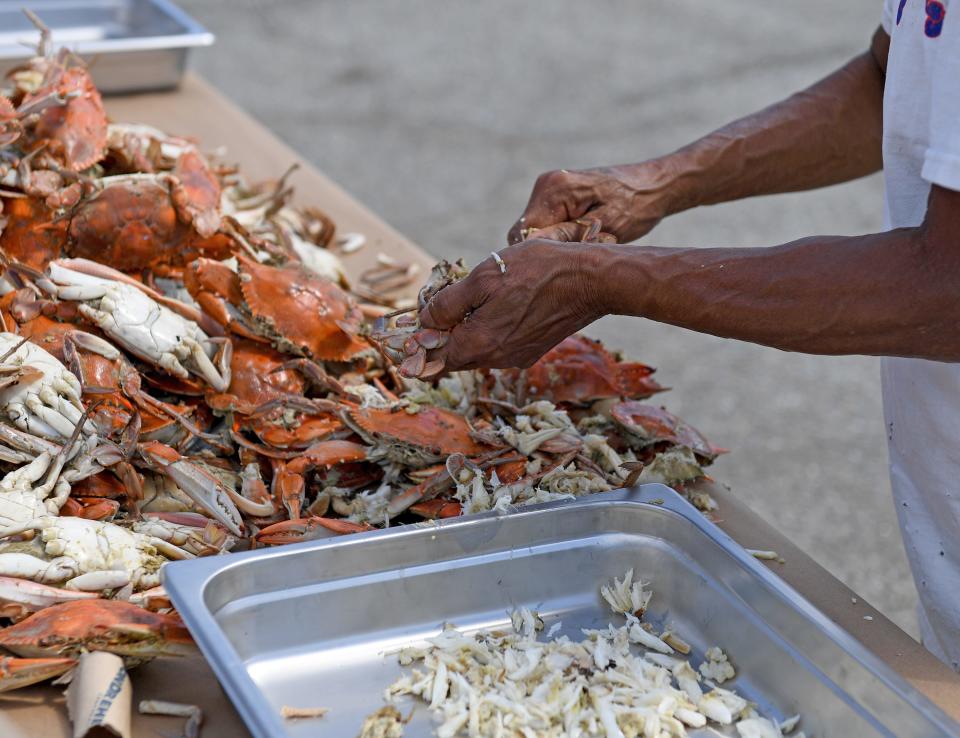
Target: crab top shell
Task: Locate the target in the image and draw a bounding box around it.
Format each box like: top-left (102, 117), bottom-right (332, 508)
top-left (235, 254), bottom-right (370, 361)
top-left (205, 338), bottom-right (304, 414)
top-left (0, 196), bottom-right (68, 271)
top-left (610, 401), bottom-right (725, 459)
top-left (519, 335), bottom-right (665, 404)
top-left (0, 598), bottom-right (193, 658)
top-left (31, 66), bottom-right (107, 172)
top-left (348, 405), bottom-right (495, 458)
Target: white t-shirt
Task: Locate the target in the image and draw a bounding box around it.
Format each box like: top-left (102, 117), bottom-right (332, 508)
top-left (880, 0), bottom-right (960, 669)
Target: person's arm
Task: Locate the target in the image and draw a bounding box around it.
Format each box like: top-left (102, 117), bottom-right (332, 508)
top-left (509, 28), bottom-right (889, 244)
top-left (419, 184), bottom-right (960, 368)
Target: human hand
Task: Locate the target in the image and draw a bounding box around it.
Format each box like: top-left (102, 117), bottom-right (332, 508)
top-left (415, 239), bottom-right (606, 371)
top-left (507, 163), bottom-right (673, 245)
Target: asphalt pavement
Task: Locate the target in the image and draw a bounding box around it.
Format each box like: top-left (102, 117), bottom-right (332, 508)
top-left (178, 0), bottom-right (919, 637)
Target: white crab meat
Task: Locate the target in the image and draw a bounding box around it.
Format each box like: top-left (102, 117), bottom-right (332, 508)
top-left (736, 716), bottom-right (782, 738)
top-left (0, 333), bottom-right (95, 443)
top-left (0, 516), bottom-right (194, 591)
top-left (700, 645), bottom-right (736, 683)
top-left (600, 568), bottom-right (653, 616)
top-left (44, 262), bottom-right (229, 392)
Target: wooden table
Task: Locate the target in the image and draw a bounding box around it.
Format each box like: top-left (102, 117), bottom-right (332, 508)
top-left (1, 75), bottom-right (957, 737)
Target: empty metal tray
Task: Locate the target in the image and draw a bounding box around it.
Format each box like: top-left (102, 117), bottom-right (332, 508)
top-left (163, 485), bottom-right (960, 737)
top-left (0, 1), bottom-right (213, 93)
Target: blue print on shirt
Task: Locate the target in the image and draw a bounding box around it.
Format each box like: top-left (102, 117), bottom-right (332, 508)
top-left (898, 0), bottom-right (909, 24)
top-left (926, 0), bottom-right (946, 37)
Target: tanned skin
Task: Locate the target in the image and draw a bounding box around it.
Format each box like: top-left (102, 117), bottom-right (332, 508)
top-left (417, 28), bottom-right (960, 369)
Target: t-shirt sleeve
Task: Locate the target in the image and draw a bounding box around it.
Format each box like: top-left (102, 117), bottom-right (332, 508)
top-left (922, 6), bottom-right (960, 192)
top-left (881, 0), bottom-right (895, 33)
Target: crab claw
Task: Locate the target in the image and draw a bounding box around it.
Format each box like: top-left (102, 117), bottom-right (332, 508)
top-left (255, 516), bottom-right (372, 546)
top-left (0, 655), bottom-right (77, 692)
top-left (137, 441), bottom-right (243, 536)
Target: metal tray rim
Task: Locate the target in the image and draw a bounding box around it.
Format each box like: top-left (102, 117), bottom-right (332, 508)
top-left (0, 0), bottom-right (215, 59)
top-left (164, 485), bottom-right (960, 737)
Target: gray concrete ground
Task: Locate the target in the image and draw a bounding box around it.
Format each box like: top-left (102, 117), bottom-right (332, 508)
top-left (179, 0), bottom-right (918, 636)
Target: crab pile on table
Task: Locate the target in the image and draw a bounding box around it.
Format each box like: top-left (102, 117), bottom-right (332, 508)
top-left (0, 31), bottom-right (725, 704)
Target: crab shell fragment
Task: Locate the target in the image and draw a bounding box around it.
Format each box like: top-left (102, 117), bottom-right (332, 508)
top-left (611, 401), bottom-right (727, 460)
top-left (0, 599), bottom-right (194, 659)
top-left (348, 405), bottom-right (497, 458)
top-left (517, 335), bottom-right (666, 404)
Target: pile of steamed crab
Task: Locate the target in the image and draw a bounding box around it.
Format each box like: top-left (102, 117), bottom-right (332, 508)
top-left (0, 20), bottom-right (725, 700)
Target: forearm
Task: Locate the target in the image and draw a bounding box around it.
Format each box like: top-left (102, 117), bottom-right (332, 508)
top-left (590, 228), bottom-right (960, 361)
top-left (634, 30), bottom-right (887, 216)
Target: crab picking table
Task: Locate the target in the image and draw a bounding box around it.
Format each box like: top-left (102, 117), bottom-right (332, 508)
top-left (1, 75), bottom-right (959, 737)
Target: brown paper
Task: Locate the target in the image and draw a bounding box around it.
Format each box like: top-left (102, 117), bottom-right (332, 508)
top-left (66, 653), bottom-right (132, 738)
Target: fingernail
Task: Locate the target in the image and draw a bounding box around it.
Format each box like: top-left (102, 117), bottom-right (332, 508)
top-left (415, 329), bottom-right (447, 350)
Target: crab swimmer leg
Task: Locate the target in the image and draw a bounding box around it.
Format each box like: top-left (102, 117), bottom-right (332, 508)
top-left (185, 338), bottom-right (230, 392)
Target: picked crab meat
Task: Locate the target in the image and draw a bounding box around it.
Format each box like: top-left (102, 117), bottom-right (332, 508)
top-left (41, 259), bottom-right (232, 392)
top-left (0, 598), bottom-right (194, 659)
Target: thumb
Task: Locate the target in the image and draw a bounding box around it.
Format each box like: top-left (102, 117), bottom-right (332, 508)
top-left (419, 279), bottom-right (476, 330)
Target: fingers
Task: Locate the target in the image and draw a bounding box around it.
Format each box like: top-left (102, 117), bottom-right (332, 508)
top-left (513, 221), bottom-right (619, 244)
top-left (419, 278), bottom-right (475, 331)
top-left (508, 170), bottom-right (589, 245)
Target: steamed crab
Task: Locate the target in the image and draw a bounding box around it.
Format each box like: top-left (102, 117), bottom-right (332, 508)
top-left (66, 163), bottom-right (227, 271)
top-left (0, 331), bottom-right (98, 444)
top-left (0, 598), bottom-right (194, 660)
top-left (184, 253), bottom-right (371, 361)
top-left (40, 258), bottom-right (232, 392)
top-left (0, 515), bottom-right (198, 591)
top-left (345, 403), bottom-right (498, 468)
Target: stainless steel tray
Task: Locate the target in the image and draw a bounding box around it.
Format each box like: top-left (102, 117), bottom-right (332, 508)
top-left (0, 1), bottom-right (213, 93)
top-left (163, 485), bottom-right (960, 737)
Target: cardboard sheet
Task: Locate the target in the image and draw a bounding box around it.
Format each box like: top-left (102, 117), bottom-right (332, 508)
top-left (0, 75), bottom-right (956, 736)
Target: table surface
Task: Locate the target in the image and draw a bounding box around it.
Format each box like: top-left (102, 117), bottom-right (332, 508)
top-left (1, 74), bottom-right (957, 737)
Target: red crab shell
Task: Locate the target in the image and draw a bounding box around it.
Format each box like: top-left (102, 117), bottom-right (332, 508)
top-left (0, 600), bottom-right (194, 659)
top-left (31, 67), bottom-right (107, 172)
top-left (0, 197), bottom-right (68, 271)
top-left (516, 335), bottom-right (665, 404)
top-left (349, 405), bottom-right (496, 456)
top-left (205, 339), bottom-right (305, 415)
top-left (186, 254), bottom-right (370, 361)
top-left (67, 178), bottom-right (233, 271)
top-left (610, 402), bottom-right (726, 460)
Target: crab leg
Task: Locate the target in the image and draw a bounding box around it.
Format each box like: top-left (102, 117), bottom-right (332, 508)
top-left (255, 516), bottom-right (373, 545)
top-left (0, 575), bottom-right (99, 621)
top-left (137, 442), bottom-right (243, 536)
top-left (0, 552), bottom-right (77, 583)
top-left (185, 337), bottom-right (230, 392)
top-left (0, 656), bottom-right (77, 692)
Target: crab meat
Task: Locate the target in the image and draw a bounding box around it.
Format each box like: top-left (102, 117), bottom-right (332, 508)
top-left (0, 598), bottom-right (194, 659)
top-left (0, 516), bottom-right (195, 591)
top-left (41, 259), bottom-right (231, 391)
